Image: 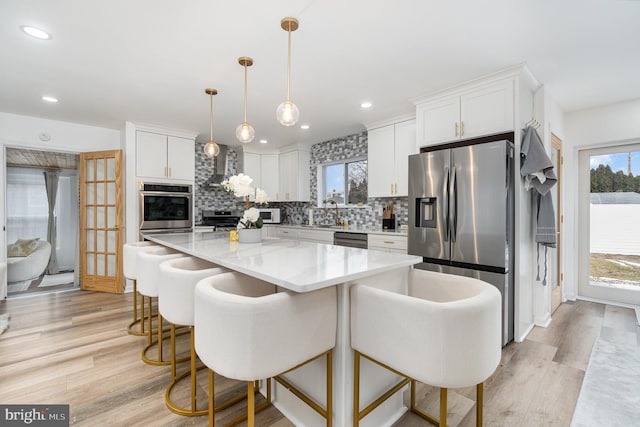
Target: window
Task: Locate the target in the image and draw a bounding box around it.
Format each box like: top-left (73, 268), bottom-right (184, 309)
top-left (321, 158), bottom-right (367, 205)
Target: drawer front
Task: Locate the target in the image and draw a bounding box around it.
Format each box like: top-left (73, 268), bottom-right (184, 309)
top-left (368, 234), bottom-right (407, 251)
top-left (276, 228), bottom-right (299, 239)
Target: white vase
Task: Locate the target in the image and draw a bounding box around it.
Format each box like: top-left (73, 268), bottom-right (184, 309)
top-left (238, 228), bottom-right (262, 243)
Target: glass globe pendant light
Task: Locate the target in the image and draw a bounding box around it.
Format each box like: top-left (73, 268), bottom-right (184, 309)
top-left (236, 57), bottom-right (255, 143)
top-left (204, 88), bottom-right (220, 158)
top-left (276, 17), bottom-right (300, 127)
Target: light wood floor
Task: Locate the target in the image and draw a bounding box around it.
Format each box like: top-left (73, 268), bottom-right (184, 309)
top-left (0, 290), bottom-right (638, 426)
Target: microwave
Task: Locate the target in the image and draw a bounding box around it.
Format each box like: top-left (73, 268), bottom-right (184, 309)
top-left (258, 208), bottom-right (281, 224)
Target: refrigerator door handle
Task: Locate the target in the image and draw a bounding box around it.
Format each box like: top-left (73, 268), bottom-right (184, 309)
top-left (443, 166), bottom-right (450, 242)
top-left (451, 167), bottom-right (458, 243)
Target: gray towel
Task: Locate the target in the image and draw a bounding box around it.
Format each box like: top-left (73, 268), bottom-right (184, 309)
top-left (521, 126), bottom-right (558, 285)
top-left (521, 126), bottom-right (557, 195)
top-left (535, 192), bottom-right (556, 286)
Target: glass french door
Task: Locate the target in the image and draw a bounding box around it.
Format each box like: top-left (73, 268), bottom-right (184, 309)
top-left (79, 150), bottom-right (124, 293)
top-left (578, 143), bottom-right (640, 305)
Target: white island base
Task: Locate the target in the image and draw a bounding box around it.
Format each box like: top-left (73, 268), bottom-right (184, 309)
top-left (144, 231), bottom-right (421, 427)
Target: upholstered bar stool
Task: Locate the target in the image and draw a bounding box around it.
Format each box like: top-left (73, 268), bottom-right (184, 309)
top-left (194, 272), bottom-right (337, 427)
top-left (351, 269), bottom-right (502, 427)
top-left (123, 241), bottom-right (158, 336)
top-left (136, 246), bottom-right (186, 366)
top-left (158, 256), bottom-right (228, 417)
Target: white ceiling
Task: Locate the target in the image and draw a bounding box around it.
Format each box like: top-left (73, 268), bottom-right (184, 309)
top-left (1, 1), bottom-right (639, 151)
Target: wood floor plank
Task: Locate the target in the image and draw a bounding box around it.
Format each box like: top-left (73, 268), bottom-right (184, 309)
top-left (1, 289), bottom-right (638, 426)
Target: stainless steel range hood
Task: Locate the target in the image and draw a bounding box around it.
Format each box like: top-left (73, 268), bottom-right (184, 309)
top-left (203, 144), bottom-right (229, 188)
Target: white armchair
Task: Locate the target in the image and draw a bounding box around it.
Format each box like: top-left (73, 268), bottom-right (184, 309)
top-left (7, 240), bottom-right (51, 283)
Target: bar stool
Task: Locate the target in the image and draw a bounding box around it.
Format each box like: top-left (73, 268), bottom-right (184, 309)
top-left (194, 272), bottom-right (336, 427)
top-left (350, 269), bottom-right (502, 426)
top-left (158, 256), bottom-right (228, 417)
top-left (123, 241), bottom-right (157, 336)
top-left (137, 246), bottom-right (186, 366)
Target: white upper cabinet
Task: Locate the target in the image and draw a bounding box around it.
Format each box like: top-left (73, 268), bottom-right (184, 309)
top-left (136, 131), bottom-right (195, 181)
top-left (260, 154), bottom-right (280, 201)
top-left (279, 148), bottom-right (310, 201)
top-left (416, 79), bottom-right (514, 148)
top-left (242, 152), bottom-right (280, 201)
top-left (367, 118), bottom-right (416, 198)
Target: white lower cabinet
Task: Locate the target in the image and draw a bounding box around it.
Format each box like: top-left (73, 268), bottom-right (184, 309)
top-left (368, 234), bottom-right (407, 254)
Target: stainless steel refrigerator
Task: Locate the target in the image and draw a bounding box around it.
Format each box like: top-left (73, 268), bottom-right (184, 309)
top-left (408, 137), bottom-right (515, 345)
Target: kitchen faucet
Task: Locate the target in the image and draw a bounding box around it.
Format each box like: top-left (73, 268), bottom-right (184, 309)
top-left (326, 199), bottom-right (340, 225)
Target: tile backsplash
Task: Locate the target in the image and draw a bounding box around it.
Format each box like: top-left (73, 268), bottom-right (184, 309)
top-left (193, 132), bottom-right (408, 228)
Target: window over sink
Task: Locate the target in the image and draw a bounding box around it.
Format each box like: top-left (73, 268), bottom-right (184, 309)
top-left (319, 157), bottom-right (367, 206)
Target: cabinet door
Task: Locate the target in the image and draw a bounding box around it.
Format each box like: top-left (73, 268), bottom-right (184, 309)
top-left (460, 80), bottom-right (514, 139)
top-left (367, 125), bottom-right (395, 197)
top-left (243, 152), bottom-right (261, 200)
top-left (136, 132), bottom-right (167, 179)
top-left (167, 136), bottom-right (195, 181)
top-left (393, 119), bottom-right (416, 197)
top-left (417, 96), bottom-right (460, 148)
top-left (260, 154), bottom-right (280, 201)
top-left (279, 151), bottom-right (296, 201)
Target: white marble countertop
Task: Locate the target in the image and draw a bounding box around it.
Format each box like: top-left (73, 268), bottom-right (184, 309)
top-left (144, 231), bottom-right (420, 292)
top-left (267, 223), bottom-right (408, 236)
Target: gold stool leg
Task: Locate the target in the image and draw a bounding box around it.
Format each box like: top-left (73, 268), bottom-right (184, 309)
top-left (208, 369), bottom-right (215, 427)
top-left (191, 327), bottom-right (197, 410)
top-left (164, 325), bottom-right (208, 416)
top-left (141, 296), bottom-right (171, 366)
top-left (140, 289), bottom-right (145, 334)
top-left (326, 349), bottom-right (332, 427)
top-left (477, 383), bottom-right (484, 427)
top-left (353, 350), bottom-right (360, 427)
top-left (440, 387), bottom-right (447, 427)
top-left (247, 381), bottom-right (255, 427)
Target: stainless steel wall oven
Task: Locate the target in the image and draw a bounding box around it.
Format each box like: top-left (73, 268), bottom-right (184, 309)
top-left (139, 182), bottom-right (193, 232)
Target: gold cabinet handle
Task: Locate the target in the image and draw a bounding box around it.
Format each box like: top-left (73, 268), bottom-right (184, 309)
top-left (164, 167), bottom-right (167, 176)
top-left (461, 121), bottom-right (465, 136)
top-left (383, 240), bottom-right (394, 244)
top-left (394, 183), bottom-right (397, 194)
top-left (455, 122), bottom-right (459, 137)
top-left (390, 184), bottom-right (394, 194)
top-left (168, 167), bottom-right (172, 177)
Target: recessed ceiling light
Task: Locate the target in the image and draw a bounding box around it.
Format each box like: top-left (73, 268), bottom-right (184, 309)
top-left (360, 102), bottom-right (372, 109)
top-left (300, 124), bottom-right (310, 130)
top-left (259, 139), bottom-right (268, 144)
top-left (21, 26), bottom-right (51, 40)
top-left (41, 96), bottom-right (58, 103)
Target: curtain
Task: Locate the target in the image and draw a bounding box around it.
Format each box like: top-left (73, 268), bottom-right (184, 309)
top-left (44, 170), bottom-right (60, 275)
top-left (6, 168), bottom-right (48, 243)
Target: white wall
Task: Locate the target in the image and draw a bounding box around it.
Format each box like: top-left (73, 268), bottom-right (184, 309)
top-left (564, 98), bottom-right (640, 300)
top-left (0, 112), bottom-right (121, 298)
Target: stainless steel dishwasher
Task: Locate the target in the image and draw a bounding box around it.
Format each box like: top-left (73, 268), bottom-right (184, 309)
top-left (333, 231), bottom-right (368, 249)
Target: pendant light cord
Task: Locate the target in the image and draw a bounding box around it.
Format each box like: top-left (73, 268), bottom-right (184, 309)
top-left (286, 24), bottom-right (292, 101)
top-left (209, 93), bottom-right (214, 139)
top-left (243, 63), bottom-right (248, 122)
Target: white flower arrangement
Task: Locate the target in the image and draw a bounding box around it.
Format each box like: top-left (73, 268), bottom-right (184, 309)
top-left (221, 173), bottom-right (269, 229)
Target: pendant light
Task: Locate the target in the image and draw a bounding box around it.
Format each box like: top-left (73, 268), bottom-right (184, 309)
top-left (204, 88), bottom-right (220, 158)
top-left (276, 17), bottom-right (300, 127)
top-left (236, 57), bottom-right (255, 143)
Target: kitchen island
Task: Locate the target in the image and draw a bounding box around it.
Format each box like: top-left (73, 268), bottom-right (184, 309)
top-left (144, 231), bottom-right (422, 427)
